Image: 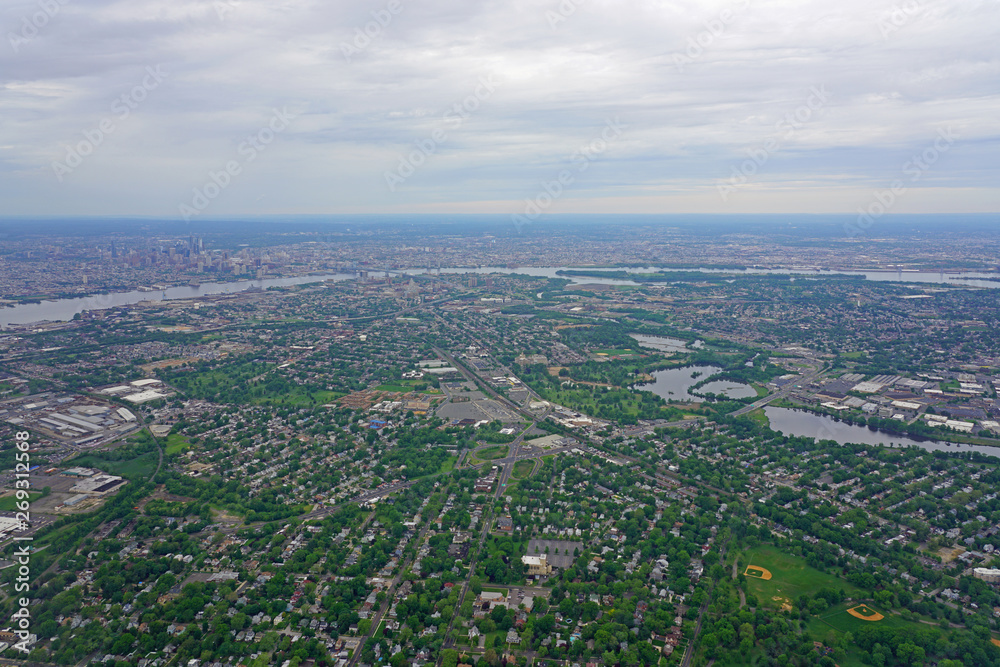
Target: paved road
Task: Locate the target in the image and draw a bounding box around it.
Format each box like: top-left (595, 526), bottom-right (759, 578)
top-left (733, 561), bottom-right (747, 609)
top-left (681, 538), bottom-right (731, 667)
top-left (728, 368), bottom-right (825, 417)
top-left (432, 346), bottom-right (542, 425)
top-left (346, 516), bottom-right (434, 667)
top-left (439, 505), bottom-right (496, 659)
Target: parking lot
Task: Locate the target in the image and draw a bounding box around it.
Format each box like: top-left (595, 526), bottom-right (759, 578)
top-left (526, 539), bottom-right (584, 568)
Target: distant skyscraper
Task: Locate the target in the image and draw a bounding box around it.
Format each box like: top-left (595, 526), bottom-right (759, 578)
top-left (111, 240), bottom-right (117, 258)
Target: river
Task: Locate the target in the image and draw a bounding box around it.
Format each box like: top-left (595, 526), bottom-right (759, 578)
top-left (5, 263), bottom-right (999, 327)
top-left (0, 273), bottom-right (355, 327)
top-left (405, 265), bottom-right (1000, 289)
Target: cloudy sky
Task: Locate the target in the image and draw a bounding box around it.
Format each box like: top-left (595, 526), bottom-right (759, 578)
top-left (1, 0), bottom-right (998, 219)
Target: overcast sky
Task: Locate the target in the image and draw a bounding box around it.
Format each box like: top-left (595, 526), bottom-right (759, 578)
top-left (1, 0), bottom-right (998, 219)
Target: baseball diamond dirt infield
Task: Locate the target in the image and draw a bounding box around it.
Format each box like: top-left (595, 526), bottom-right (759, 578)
top-left (847, 604), bottom-right (885, 621)
top-left (744, 565), bottom-right (773, 580)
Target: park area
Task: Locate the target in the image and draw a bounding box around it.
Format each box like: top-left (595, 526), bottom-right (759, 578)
top-left (815, 602), bottom-right (897, 634)
top-left (741, 544), bottom-right (862, 611)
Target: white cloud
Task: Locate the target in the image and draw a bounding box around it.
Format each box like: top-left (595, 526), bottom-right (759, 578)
top-left (0, 0), bottom-right (997, 216)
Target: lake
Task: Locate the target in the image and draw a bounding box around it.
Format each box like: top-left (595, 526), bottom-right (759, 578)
top-left (634, 365), bottom-right (753, 403)
top-left (763, 406), bottom-right (1000, 458)
top-left (630, 334), bottom-right (704, 354)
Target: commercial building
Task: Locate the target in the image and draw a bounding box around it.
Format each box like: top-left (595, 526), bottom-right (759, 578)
top-left (522, 554), bottom-right (553, 576)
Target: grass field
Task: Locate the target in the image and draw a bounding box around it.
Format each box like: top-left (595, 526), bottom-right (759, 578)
top-left (512, 460), bottom-right (534, 479)
top-left (376, 378), bottom-right (433, 393)
top-left (477, 445), bottom-right (509, 460)
top-left (253, 388), bottom-right (343, 407)
top-left (813, 602), bottom-right (902, 634)
top-left (0, 493), bottom-right (41, 511)
top-left (743, 544), bottom-right (861, 609)
top-left (745, 408), bottom-right (770, 427)
top-left (67, 450), bottom-right (158, 480)
top-left (164, 434), bottom-right (190, 455)
top-left (438, 455), bottom-right (458, 475)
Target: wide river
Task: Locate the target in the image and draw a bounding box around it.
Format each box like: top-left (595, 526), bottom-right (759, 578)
top-left (4, 264), bottom-right (999, 327)
top-left (408, 265), bottom-right (1000, 289)
top-left (0, 273), bottom-right (355, 327)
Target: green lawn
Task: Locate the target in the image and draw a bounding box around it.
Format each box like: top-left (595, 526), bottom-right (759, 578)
top-left (742, 544), bottom-right (862, 609)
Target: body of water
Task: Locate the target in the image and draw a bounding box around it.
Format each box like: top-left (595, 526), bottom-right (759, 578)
top-left (698, 380), bottom-right (757, 399)
top-left (633, 365), bottom-right (752, 403)
top-left (410, 265), bottom-right (1000, 289)
top-left (630, 333), bottom-right (704, 353)
top-left (0, 273), bottom-right (354, 327)
top-left (7, 262), bottom-right (999, 327)
top-left (763, 406), bottom-right (999, 457)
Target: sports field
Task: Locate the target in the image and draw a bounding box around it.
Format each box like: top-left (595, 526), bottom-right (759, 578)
top-left (742, 544), bottom-right (862, 610)
top-left (814, 602), bottom-right (903, 634)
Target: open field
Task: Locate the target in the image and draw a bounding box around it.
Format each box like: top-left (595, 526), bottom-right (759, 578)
top-left (67, 450), bottom-right (158, 480)
top-left (512, 460), bottom-right (534, 479)
top-left (743, 544), bottom-right (861, 610)
top-left (165, 434), bottom-right (190, 455)
top-left (0, 492), bottom-right (42, 511)
top-left (477, 446), bottom-right (509, 460)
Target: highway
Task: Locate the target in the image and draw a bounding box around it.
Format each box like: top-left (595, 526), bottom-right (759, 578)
top-left (728, 367), bottom-right (825, 417)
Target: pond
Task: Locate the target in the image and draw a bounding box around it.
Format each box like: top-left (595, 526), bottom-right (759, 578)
top-left (697, 380), bottom-right (757, 399)
top-left (634, 365), bottom-right (753, 403)
top-left (763, 406), bottom-right (1000, 458)
top-left (630, 334), bottom-right (704, 353)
